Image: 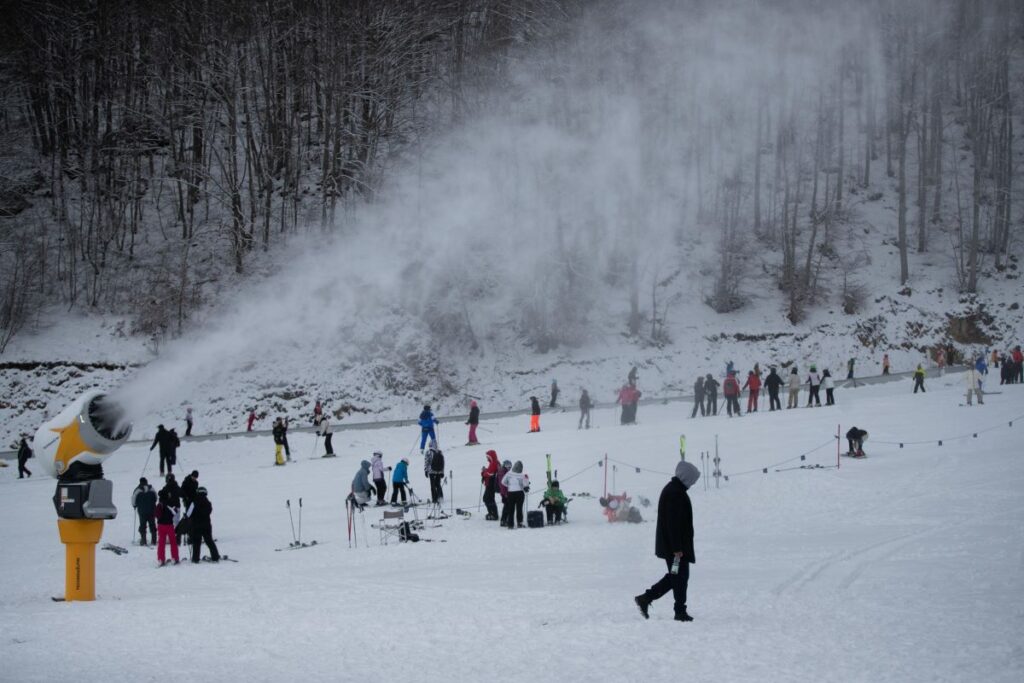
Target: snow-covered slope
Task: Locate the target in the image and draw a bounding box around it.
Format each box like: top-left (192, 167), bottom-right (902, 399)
top-left (1, 376), bottom-right (1021, 682)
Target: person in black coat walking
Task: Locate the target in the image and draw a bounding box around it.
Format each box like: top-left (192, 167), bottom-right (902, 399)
top-left (578, 389), bottom-right (593, 429)
top-left (180, 470), bottom-right (199, 512)
top-left (634, 460), bottom-right (700, 622)
top-left (189, 487), bottom-right (220, 562)
top-left (150, 425), bottom-right (180, 476)
top-left (690, 377), bottom-right (705, 418)
top-left (16, 435), bottom-right (32, 478)
top-left (764, 367), bottom-right (783, 411)
top-left (132, 477), bottom-right (158, 546)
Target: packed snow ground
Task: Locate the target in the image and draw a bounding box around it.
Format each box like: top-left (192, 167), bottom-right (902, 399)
top-left (1, 375), bottom-right (1023, 682)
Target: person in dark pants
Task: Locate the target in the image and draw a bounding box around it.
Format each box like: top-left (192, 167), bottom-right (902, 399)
top-left (428, 448), bottom-right (446, 504)
top-left (722, 372), bottom-right (741, 417)
top-left (185, 407), bottom-right (194, 437)
top-left (318, 417), bottom-right (334, 456)
top-left (16, 435), bottom-right (32, 478)
top-left (180, 470), bottom-right (199, 512)
top-left (549, 379), bottom-right (560, 408)
top-left (132, 477), bottom-right (157, 546)
top-left (912, 365), bottom-right (926, 393)
top-left (498, 459), bottom-right (513, 527)
top-left (481, 450), bottom-right (500, 520)
top-left (578, 389), bottom-right (593, 429)
top-left (634, 460), bottom-right (699, 622)
top-left (703, 374), bottom-right (719, 416)
top-left (764, 367), bottom-right (783, 411)
top-left (466, 400), bottom-right (480, 445)
top-left (690, 377), bottom-right (705, 418)
top-left (501, 461), bottom-right (530, 529)
top-left (150, 425), bottom-right (178, 476)
top-left (189, 486), bottom-right (220, 562)
top-left (846, 427), bottom-right (868, 456)
top-left (391, 457), bottom-right (409, 505)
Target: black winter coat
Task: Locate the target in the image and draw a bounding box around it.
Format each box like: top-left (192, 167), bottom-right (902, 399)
top-left (693, 379), bottom-right (705, 398)
top-left (430, 451), bottom-right (446, 475)
top-left (272, 423), bottom-right (286, 445)
top-left (765, 372), bottom-right (784, 392)
top-left (703, 378), bottom-right (719, 397)
top-left (133, 485), bottom-right (157, 517)
top-left (531, 398), bottom-right (541, 415)
top-left (17, 438), bottom-right (32, 462)
top-left (161, 481), bottom-right (182, 508)
top-left (654, 477), bottom-right (695, 563)
top-left (190, 494), bottom-right (213, 528)
top-left (180, 476), bottom-right (198, 505)
top-left (467, 406), bottom-right (480, 425)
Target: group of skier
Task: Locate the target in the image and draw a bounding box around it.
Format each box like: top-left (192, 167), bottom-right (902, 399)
top-left (690, 363), bottom-right (839, 418)
top-left (130, 470), bottom-right (220, 564)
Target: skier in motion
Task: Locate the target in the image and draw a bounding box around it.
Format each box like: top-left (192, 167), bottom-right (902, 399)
top-left (529, 396), bottom-right (541, 433)
top-left (419, 404), bottom-right (438, 450)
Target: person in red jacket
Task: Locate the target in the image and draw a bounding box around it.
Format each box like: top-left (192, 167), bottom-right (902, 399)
top-left (723, 372), bottom-right (742, 417)
top-left (617, 384), bottom-right (642, 425)
top-left (481, 450), bottom-right (500, 520)
top-left (1014, 346), bottom-right (1024, 384)
top-left (742, 371), bottom-right (761, 413)
top-left (246, 408), bottom-right (257, 432)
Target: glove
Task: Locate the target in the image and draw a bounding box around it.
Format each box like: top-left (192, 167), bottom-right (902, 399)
top-left (524, 486), bottom-right (530, 493)
top-left (315, 432), bottom-right (321, 436)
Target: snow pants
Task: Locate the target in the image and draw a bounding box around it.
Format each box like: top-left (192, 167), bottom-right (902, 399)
top-left (807, 385), bottom-right (821, 406)
top-left (913, 378), bottom-right (925, 393)
top-left (483, 479), bottom-right (498, 518)
top-left (468, 423), bottom-right (478, 444)
top-left (725, 395), bottom-right (741, 416)
top-left (157, 523), bottom-right (179, 563)
top-left (323, 433), bottom-right (334, 455)
top-left (746, 389), bottom-right (759, 412)
top-left (787, 388), bottom-right (799, 409)
top-left (500, 495), bottom-right (513, 527)
top-left (530, 415), bottom-right (540, 432)
top-left (17, 456), bottom-right (31, 478)
top-left (545, 502), bottom-right (564, 524)
top-left (706, 393), bottom-right (718, 415)
top-left (138, 512), bottom-right (156, 545)
top-left (275, 444), bottom-right (285, 466)
top-left (185, 420), bottom-right (193, 437)
top-left (825, 388), bottom-right (835, 405)
top-left (374, 478), bottom-right (387, 504)
top-left (429, 473), bottom-right (445, 503)
top-left (420, 427), bottom-right (436, 450)
top-left (578, 409), bottom-right (590, 429)
top-left (641, 557), bottom-right (690, 617)
top-left (507, 491), bottom-right (525, 528)
top-left (160, 452), bottom-right (173, 475)
top-left (690, 396), bottom-right (705, 418)
top-left (768, 389), bottom-right (781, 411)
top-left (190, 522), bottom-right (220, 563)
top-left (391, 482), bottom-right (407, 504)
top-left (966, 389), bottom-right (984, 405)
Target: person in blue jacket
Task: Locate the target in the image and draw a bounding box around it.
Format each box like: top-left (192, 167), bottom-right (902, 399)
top-left (975, 355), bottom-right (988, 376)
top-left (391, 457), bottom-right (410, 506)
top-left (418, 405), bottom-right (437, 451)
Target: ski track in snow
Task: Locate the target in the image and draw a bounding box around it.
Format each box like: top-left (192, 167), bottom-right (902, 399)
top-left (1, 376), bottom-right (1024, 682)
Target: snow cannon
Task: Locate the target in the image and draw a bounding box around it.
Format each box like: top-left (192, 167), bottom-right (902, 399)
top-left (33, 390), bottom-right (132, 602)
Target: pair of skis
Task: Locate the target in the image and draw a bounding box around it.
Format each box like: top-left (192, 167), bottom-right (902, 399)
top-left (277, 498), bottom-right (319, 551)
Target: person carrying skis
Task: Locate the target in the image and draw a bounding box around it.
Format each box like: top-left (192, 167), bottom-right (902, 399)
top-left (150, 425), bottom-right (177, 476)
top-left (419, 404), bottom-right (438, 449)
top-left (371, 452), bottom-right (388, 506)
top-left (786, 367), bottom-right (800, 409)
top-left (742, 370), bottom-right (761, 413)
top-left (501, 461), bottom-right (530, 530)
top-left (805, 365), bottom-right (822, 407)
top-left (318, 416), bottom-right (334, 456)
top-left (882, 353), bottom-right (891, 375)
top-left (498, 459), bottom-right (512, 527)
top-left (132, 477), bottom-right (157, 546)
top-left (391, 457), bottom-right (410, 506)
top-left (16, 435), bottom-right (32, 478)
top-left (529, 397), bottom-right (541, 433)
top-left (272, 417), bottom-right (287, 466)
top-left (481, 450), bottom-right (500, 520)
top-left (550, 379), bottom-right (560, 408)
top-left (912, 365), bottom-right (926, 393)
top-left (579, 389), bottom-right (593, 429)
top-left (540, 479), bottom-right (567, 524)
top-left (185, 407), bottom-right (194, 437)
top-left (845, 427), bottom-right (868, 457)
top-left (155, 490), bottom-right (180, 565)
top-left (247, 408), bottom-right (257, 432)
top-left (822, 369), bottom-right (836, 405)
top-left (428, 447), bottom-right (446, 504)
top-left (466, 400), bottom-right (480, 445)
top-left (965, 365), bottom-right (984, 405)
top-left (764, 367), bottom-right (783, 411)
top-left (703, 374), bottom-right (719, 416)
top-left (690, 376), bottom-right (705, 418)
top-left (722, 372), bottom-right (742, 417)
top-left (188, 486), bottom-right (220, 563)
top-left (634, 459), bottom-right (700, 623)
top-left (350, 460), bottom-right (374, 509)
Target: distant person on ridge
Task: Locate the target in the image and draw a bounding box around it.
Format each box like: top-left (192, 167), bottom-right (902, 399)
top-left (690, 376), bottom-right (706, 418)
top-left (529, 397), bottom-right (541, 433)
top-left (185, 407), bottom-right (194, 437)
top-left (882, 353), bottom-right (891, 375)
top-left (703, 374), bottom-right (719, 416)
top-left (466, 400), bottom-right (480, 445)
top-left (912, 365), bottom-right (926, 393)
top-left (764, 367), bottom-right (783, 411)
top-left (247, 408), bottom-right (257, 432)
top-left (579, 389), bottom-right (594, 429)
top-left (419, 404), bottom-right (438, 450)
top-left (550, 379), bottom-right (560, 408)
top-left (846, 358), bottom-right (855, 380)
top-left (935, 347), bottom-right (946, 376)
top-left (312, 399), bottom-right (323, 426)
top-left (16, 435), bottom-right (32, 478)
top-left (742, 370), bottom-right (761, 413)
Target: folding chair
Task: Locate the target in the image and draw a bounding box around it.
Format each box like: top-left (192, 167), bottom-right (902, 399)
top-left (379, 509), bottom-right (405, 545)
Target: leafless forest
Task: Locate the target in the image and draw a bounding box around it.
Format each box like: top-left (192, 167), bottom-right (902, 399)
top-left (0, 0), bottom-right (1020, 354)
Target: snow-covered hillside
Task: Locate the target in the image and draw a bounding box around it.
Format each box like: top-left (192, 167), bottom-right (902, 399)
top-left (1, 374), bottom-right (1022, 682)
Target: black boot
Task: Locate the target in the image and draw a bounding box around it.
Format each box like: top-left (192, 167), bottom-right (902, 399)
top-left (634, 595), bottom-right (650, 619)
top-left (674, 608), bottom-right (694, 622)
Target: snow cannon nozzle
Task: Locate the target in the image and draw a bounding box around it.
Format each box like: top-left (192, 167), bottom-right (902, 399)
top-left (33, 390), bottom-right (133, 480)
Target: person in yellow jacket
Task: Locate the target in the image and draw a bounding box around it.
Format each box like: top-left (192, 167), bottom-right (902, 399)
top-left (912, 365), bottom-right (926, 393)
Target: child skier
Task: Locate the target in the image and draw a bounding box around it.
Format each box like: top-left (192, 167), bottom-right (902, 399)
top-left (541, 480), bottom-right (567, 524)
top-left (913, 365), bottom-right (926, 393)
top-left (391, 457), bottom-right (410, 506)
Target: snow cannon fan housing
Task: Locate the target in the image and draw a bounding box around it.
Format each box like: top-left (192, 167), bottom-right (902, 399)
top-left (34, 390), bottom-right (132, 481)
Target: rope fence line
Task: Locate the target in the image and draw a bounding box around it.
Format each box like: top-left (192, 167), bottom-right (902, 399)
top-left (723, 412), bottom-right (1024, 480)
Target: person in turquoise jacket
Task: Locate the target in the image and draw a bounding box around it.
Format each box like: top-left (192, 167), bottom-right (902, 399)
top-left (391, 457), bottom-right (410, 505)
top-left (541, 480), bottom-right (568, 524)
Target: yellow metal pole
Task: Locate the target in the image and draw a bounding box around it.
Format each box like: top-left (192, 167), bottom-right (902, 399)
top-left (57, 519), bottom-right (104, 602)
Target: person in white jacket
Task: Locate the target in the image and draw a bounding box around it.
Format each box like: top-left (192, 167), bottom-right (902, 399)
top-left (805, 365), bottom-right (822, 407)
top-left (318, 417), bottom-right (334, 456)
top-left (822, 369), bottom-right (836, 406)
top-left (965, 367), bottom-right (984, 405)
top-left (501, 461), bottom-right (531, 530)
top-left (787, 368), bottom-right (801, 409)
top-left (371, 452), bottom-right (388, 506)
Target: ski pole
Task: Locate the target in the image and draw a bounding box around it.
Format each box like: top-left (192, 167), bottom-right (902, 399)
top-left (139, 447), bottom-right (154, 478)
top-left (310, 433), bottom-right (320, 459)
top-left (450, 469), bottom-right (454, 516)
top-left (298, 497), bottom-right (303, 545)
top-left (287, 499), bottom-right (297, 544)
top-left (477, 480), bottom-right (483, 513)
